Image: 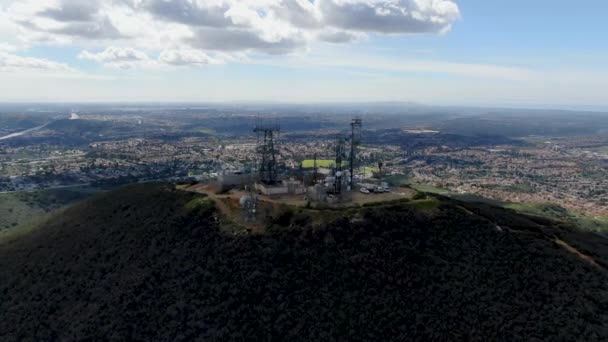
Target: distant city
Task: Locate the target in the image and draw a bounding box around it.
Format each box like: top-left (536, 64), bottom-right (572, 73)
top-left (0, 103), bottom-right (607, 231)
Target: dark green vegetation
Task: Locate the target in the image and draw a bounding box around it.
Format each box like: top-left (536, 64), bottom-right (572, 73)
top-left (409, 186), bottom-right (608, 234)
top-left (506, 202), bottom-right (608, 234)
top-left (0, 186), bottom-right (102, 232)
top-left (360, 129), bottom-right (522, 150)
top-left (0, 113), bottom-right (49, 136)
top-left (437, 112), bottom-right (608, 137)
top-left (1, 184), bottom-right (607, 341)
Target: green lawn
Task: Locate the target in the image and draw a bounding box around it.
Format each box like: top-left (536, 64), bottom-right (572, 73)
top-left (301, 160), bottom-right (345, 168)
top-left (363, 167), bottom-right (379, 174)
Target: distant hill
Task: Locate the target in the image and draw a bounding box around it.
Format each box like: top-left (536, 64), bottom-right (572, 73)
top-left (1, 184), bottom-right (607, 341)
top-left (47, 118), bottom-right (116, 134)
top-left (0, 114), bottom-right (49, 136)
top-left (437, 114), bottom-right (608, 137)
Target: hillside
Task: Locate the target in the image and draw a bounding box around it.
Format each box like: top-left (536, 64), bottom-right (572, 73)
top-left (1, 184), bottom-right (607, 341)
top-left (0, 186), bottom-right (102, 232)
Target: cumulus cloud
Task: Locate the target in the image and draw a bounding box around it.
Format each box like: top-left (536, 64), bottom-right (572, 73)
top-left (49, 17), bottom-right (122, 39)
top-left (3, 0), bottom-right (460, 66)
top-left (318, 0), bottom-right (460, 34)
top-left (141, 0), bottom-right (233, 28)
top-left (79, 46), bottom-right (224, 69)
top-left (189, 27), bottom-right (307, 54)
top-left (9, 0), bottom-right (123, 41)
top-left (0, 51), bottom-right (71, 71)
top-left (317, 29), bottom-right (365, 43)
top-left (159, 49), bottom-right (217, 66)
top-left (79, 46), bottom-right (149, 63)
top-left (38, 0), bottom-right (100, 22)
top-left (78, 46), bottom-right (157, 69)
top-left (270, 0), bottom-right (322, 29)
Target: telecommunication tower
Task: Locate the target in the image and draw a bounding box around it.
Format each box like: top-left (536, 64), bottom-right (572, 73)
top-left (349, 118), bottom-right (362, 189)
top-left (254, 119), bottom-right (280, 184)
top-left (333, 136), bottom-right (347, 195)
top-left (312, 152), bottom-right (319, 185)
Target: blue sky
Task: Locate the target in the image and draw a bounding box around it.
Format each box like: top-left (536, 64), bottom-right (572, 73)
top-left (0, 0), bottom-right (607, 109)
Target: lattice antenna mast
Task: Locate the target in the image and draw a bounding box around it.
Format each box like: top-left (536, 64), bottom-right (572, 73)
top-left (349, 118), bottom-right (362, 189)
top-left (254, 119), bottom-right (280, 184)
top-left (334, 136), bottom-right (346, 195)
top-left (313, 152), bottom-right (318, 185)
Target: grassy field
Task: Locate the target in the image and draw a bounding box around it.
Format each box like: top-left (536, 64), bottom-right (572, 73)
top-left (301, 159), bottom-right (343, 168)
top-left (363, 166), bottom-right (379, 174)
top-left (300, 160), bottom-right (379, 176)
top-left (0, 186), bottom-right (104, 232)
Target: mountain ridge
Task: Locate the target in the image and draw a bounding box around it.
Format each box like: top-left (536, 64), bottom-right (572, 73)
top-left (1, 183), bottom-right (607, 341)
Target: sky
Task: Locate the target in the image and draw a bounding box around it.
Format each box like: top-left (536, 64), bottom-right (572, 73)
top-left (0, 0), bottom-right (607, 109)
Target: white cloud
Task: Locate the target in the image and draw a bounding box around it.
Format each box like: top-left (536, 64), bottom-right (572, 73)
top-left (0, 42), bottom-right (17, 52)
top-left (9, 0), bottom-right (123, 42)
top-left (159, 49), bottom-right (218, 66)
top-left (317, 0), bottom-right (460, 34)
top-left (3, 0), bottom-right (460, 58)
top-left (188, 27), bottom-right (308, 54)
top-left (271, 0), bottom-right (322, 29)
top-left (141, 0), bottom-right (233, 28)
top-left (79, 46), bottom-right (226, 69)
top-left (78, 46), bottom-right (162, 69)
top-left (79, 46), bottom-right (149, 63)
top-left (37, 0), bottom-right (100, 22)
top-left (78, 47), bottom-right (158, 71)
top-left (317, 29), bottom-right (366, 43)
top-left (0, 51), bottom-right (71, 71)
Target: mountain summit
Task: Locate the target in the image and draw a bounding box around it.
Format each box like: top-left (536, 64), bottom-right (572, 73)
top-left (1, 184), bottom-right (607, 341)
